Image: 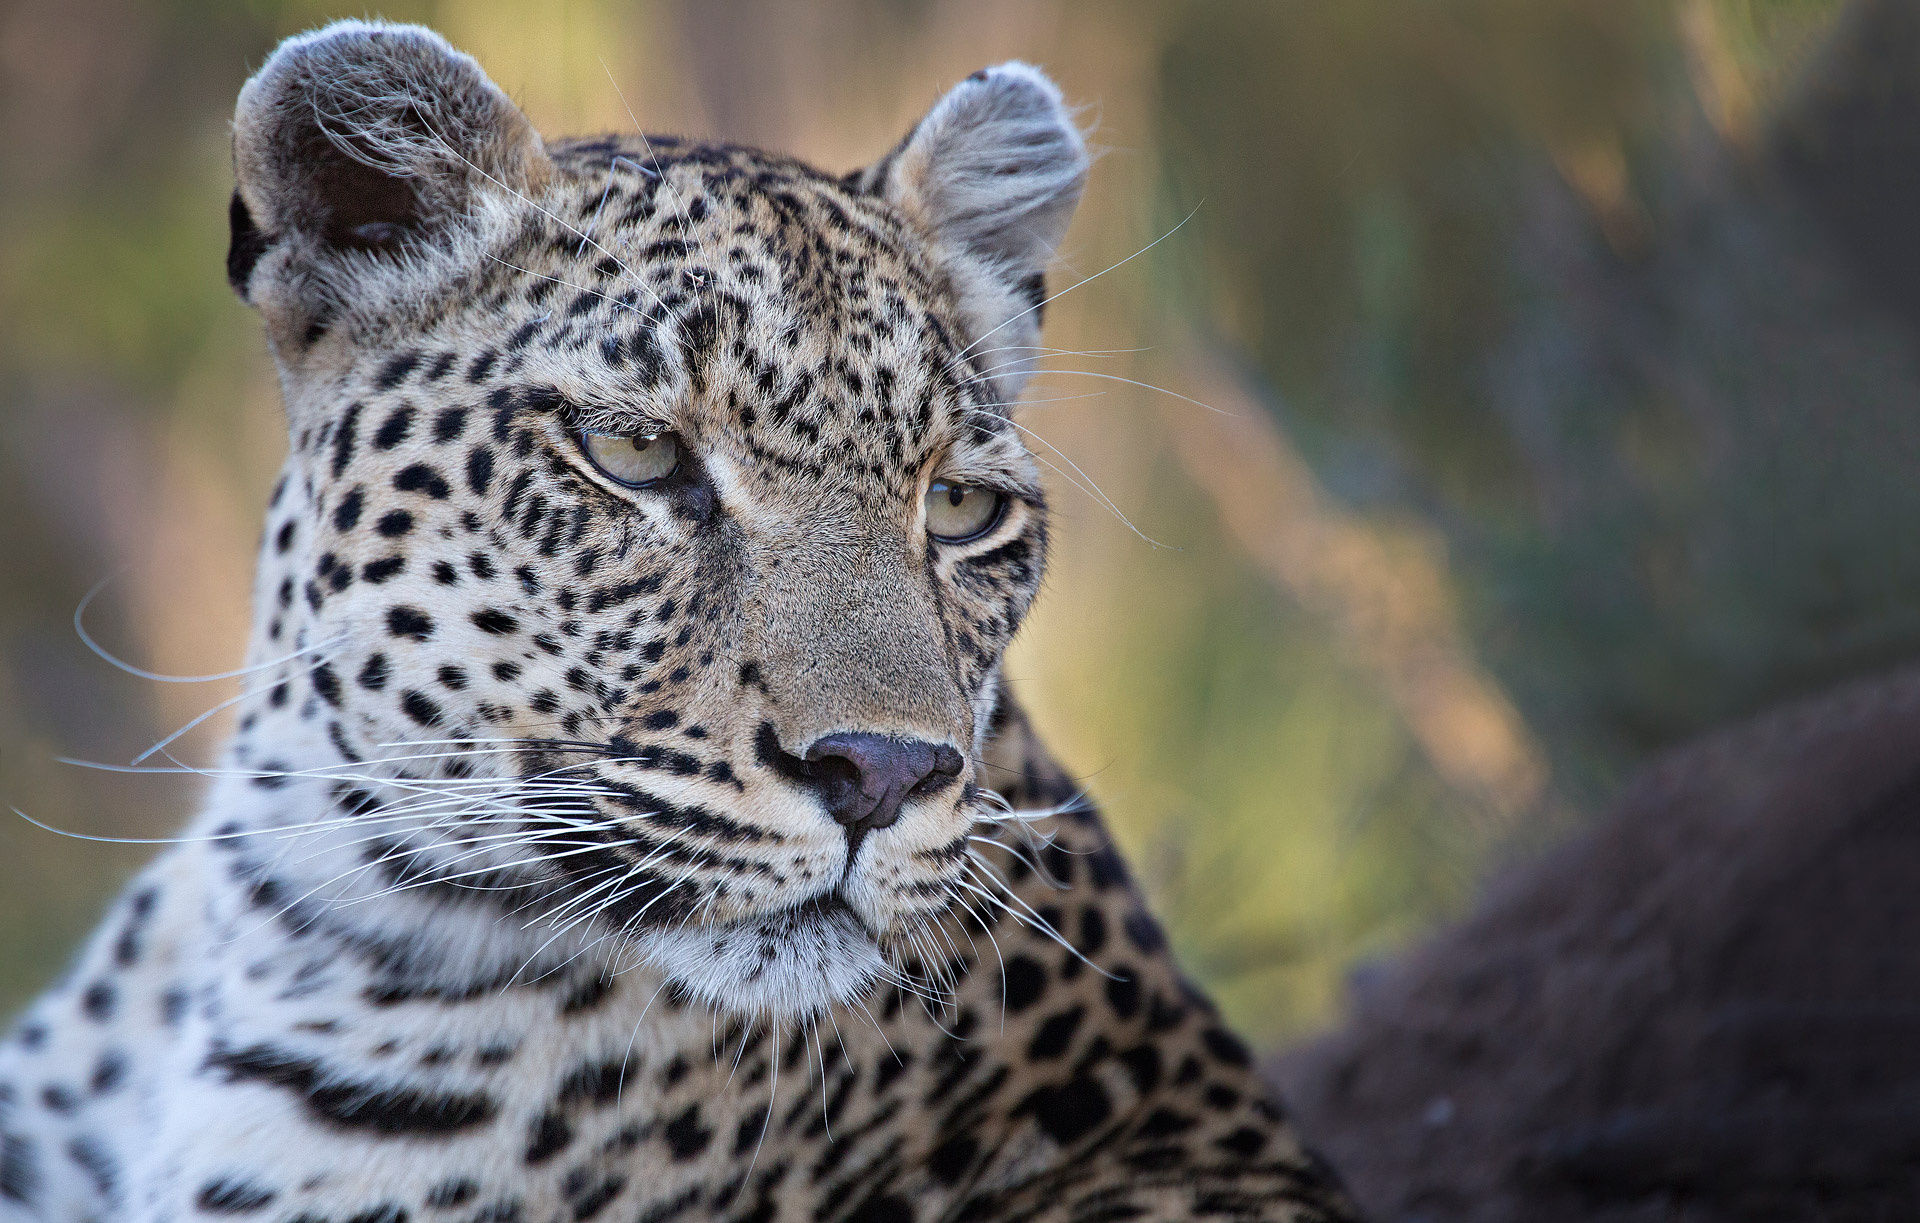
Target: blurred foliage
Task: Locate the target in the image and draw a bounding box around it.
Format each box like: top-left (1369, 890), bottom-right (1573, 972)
top-left (3, 0), bottom-right (1905, 1050)
top-left (1157, 0), bottom-right (1920, 801)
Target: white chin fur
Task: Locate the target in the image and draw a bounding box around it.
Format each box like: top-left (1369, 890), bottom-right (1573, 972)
top-left (632, 904), bottom-right (885, 1020)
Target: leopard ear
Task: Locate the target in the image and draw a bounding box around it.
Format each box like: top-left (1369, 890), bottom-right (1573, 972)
top-left (859, 63), bottom-right (1088, 401)
top-left (227, 20), bottom-right (551, 318)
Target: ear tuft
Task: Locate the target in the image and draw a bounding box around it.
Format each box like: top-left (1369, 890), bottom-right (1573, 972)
top-left (229, 20), bottom-right (548, 302)
top-left (865, 63), bottom-right (1089, 397)
top-left (879, 63), bottom-right (1088, 274)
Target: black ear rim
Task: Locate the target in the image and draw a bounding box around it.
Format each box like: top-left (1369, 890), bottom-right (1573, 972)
top-left (225, 144), bottom-right (426, 303)
top-left (227, 190), bottom-right (272, 298)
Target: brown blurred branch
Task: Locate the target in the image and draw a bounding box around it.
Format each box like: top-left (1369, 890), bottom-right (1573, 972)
top-left (1680, 0), bottom-right (1757, 151)
top-left (1160, 348), bottom-right (1552, 832)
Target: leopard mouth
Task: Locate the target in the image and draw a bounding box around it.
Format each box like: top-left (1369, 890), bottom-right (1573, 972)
top-left (631, 889), bottom-right (891, 1019)
top-left (776, 890), bottom-right (867, 930)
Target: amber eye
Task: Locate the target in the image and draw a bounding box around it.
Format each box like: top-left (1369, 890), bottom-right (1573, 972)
top-left (924, 479), bottom-right (1006, 543)
top-left (579, 430), bottom-right (681, 487)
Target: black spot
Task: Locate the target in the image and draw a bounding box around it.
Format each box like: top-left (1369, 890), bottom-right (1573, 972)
top-left (400, 690), bottom-right (442, 727)
top-left (660, 1104), bottom-right (712, 1160)
top-left (926, 1135), bottom-right (977, 1186)
top-left (377, 509), bottom-right (415, 537)
top-left (376, 351), bottom-right (420, 391)
top-left (503, 318), bottom-right (544, 351)
top-left (432, 407), bottom-right (468, 442)
top-left (1020, 1075), bottom-right (1112, 1148)
top-left (753, 722), bottom-right (812, 788)
top-left (64, 1137), bottom-right (115, 1200)
top-left (466, 446), bottom-right (495, 495)
top-left (395, 463), bottom-right (451, 499)
top-left (846, 1194), bottom-right (914, 1223)
top-left (310, 662), bottom-right (342, 706)
top-left (560, 971), bottom-right (616, 1015)
top-left (569, 1174), bottom-right (626, 1220)
top-left (331, 403), bottom-right (363, 478)
top-left (387, 607), bottom-right (433, 641)
top-left (358, 654), bottom-right (390, 691)
top-left (197, 1176), bottom-right (277, 1213)
top-left (1001, 955), bottom-right (1046, 1013)
top-left (471, 609), bottom-right (518, 635)
top-left (226, 191), bottom-right (270, 295)
top-left (1077, 906), bottom-right (1107, 954)
top-left (1117, 1045), bottom-right (1162, 1095)
top-left (1122, 909), bottom-right (1166, 953)
top-left (373, 405), bottom-right (415, 449)
top-left (362, 556), bottom-right (406, 584)
top-left (1086, 846), bottom-right (1129, 890)
top-left (557, 1060), bottom-right (628, 1108)
top-left (1018, 271), bottom-right (1046, 318)
top-left (333, 487), bottom-right (365, 531)
top-left (1202, 1026), bottom-right (1253, 1068)
top-left (1026, 1006), bottom-right (1084, 1061)
top-left (524, 1111), bottom-right (572, 1164)
top-left (475, 1043), bottom-right (515, 1068)
top-left (425, 1178), bottom-right (477, 1208)
top-left (206, 1044), bottom-right (497, 1135)
top-left (1137, 1107), bottom-right (1197, 1139)
top-left (80, 980), bottom-right (115, 1021)
top-left (0, 1132), bottom-right (34, 1204)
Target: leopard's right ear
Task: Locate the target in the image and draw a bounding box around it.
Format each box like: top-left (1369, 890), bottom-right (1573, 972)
top-left (228, 20), bottom-right (550, 324)
top-left (854, 63), bottom-right (1088, 404)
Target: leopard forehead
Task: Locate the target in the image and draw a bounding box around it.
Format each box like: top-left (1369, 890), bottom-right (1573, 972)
top-left (310, 138), bottom-right (1035, 493)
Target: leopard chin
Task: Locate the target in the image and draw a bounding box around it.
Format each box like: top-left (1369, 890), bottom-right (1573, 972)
top-left (633, 895), bottom-right (889, 1020)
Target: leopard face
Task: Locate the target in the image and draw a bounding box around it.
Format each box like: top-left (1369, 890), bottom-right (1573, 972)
top-left (222, 22), bottom-right (1085, 1021)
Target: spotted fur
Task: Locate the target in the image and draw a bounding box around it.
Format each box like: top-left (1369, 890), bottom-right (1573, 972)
top-left (0, 21), bottom-right (1357, 1223)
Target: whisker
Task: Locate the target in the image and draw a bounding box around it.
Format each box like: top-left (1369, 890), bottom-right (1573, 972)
top-left (1001, 416), bottom-right (1167, 548)
top-left (950, 205), bottom-right (1200, 368)
top-left (1021, 367), bottom-right (1231, 416)
top-left (600, 61), bottom-right (701, 251)
top-left (73, 574), bottom-right (343, 684)
top-left (958, 855), bottom-right (1119, 981)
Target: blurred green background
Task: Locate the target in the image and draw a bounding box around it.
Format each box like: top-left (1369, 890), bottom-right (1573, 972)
top-left (1, 0), bottom-right (1906, 1049)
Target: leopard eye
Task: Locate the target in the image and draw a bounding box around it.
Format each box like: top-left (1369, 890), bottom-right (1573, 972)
top-left (578, 429), bottom-right (681, 487)
top-left (924, 479), bottom-right (1006, 543)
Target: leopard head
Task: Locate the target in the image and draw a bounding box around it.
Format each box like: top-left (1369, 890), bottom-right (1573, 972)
top-left (225, 20), bottom-right (1086, 1019)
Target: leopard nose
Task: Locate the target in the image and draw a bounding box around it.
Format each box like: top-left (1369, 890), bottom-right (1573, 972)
top-left (803, 733), bottom-right (965, 837)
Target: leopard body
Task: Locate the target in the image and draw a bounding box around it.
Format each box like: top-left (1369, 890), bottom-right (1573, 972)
top-left (0, 22), bottom-right (1357, 1223)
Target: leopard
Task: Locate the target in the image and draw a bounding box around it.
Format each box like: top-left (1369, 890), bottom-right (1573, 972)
top-left (0, 21), bottom-right (1359, 1223)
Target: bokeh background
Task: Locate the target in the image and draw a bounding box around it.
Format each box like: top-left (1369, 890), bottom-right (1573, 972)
top-left (0, 0), bottom-right (1907, 1054)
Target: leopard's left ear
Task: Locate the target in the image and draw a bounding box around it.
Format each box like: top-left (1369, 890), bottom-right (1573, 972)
top-left (228, 20), bottom-right (551, 342)
top-left (856, 63), bottom-right (1088, 401)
